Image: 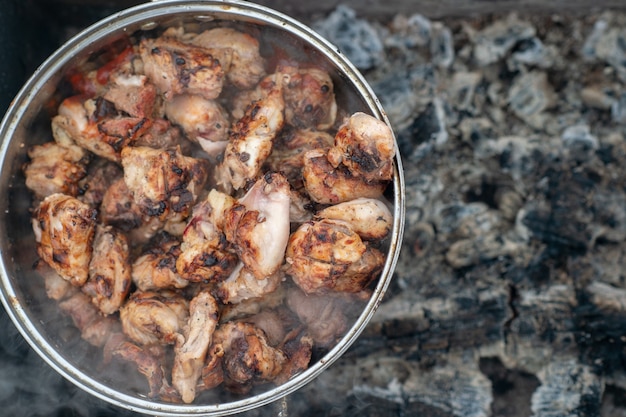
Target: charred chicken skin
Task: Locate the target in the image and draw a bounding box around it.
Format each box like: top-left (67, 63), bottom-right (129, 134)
top-left (139, 36), bottom-right (224, 100)
top-left (120, 289), bottom-right (189, 346)
top-left (302, 148), bottom-right (387, 204)
top-left (120, 145), bottom-right (209, 220)
top-left (223, 172), bottom-right (291, 279)
top-left (132, 232), bottom-right (189, 291)
top-left (33, 193), bottom-right (97, 286)
top-left (24, 141), bottom-right (90, 200)
top-left (164, 94), bottom-right (230, 157)
top-left (212, 321), bottom-right (287, 394)
top-left (176, 190), bottom-right (239, 283)
top-left (327, 112), bottom-right (395, 183)
top-left (52, 95), bottom-right (152, 163)
top-left (217, 73), bottom-right (286, 191)
top-left (83, 225), bottom-right (131, 315)
top-left (188, 27), bottom-right (266, 90)
top-left (172, 290), bottom-right (219, 403)
top-left (281, 64), bottom-right (337, 130)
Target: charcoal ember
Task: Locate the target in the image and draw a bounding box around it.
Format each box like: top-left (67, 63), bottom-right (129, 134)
top-left (433, 202), bottom-right (499, 239)
top-left (312, 5), bottom-right (383, 70)
top-left (472, 14), bottom-right (536, 66)
top-left (283, 9), bottom-right (626, 417)
top-left (568, 244), bottom-right (626, 289)
top-left (610, 91), bottom-right (626, 124)
top-left (581, 86), bottom-right (615, 111)
top-left (430, 22), bottom-right (455, 69)
top-left (520, 201), bottom-right (592, 252)
top-left (507, 71), bottom-right (556, 129)
top-left (387, 13), bottom-right (432, 49)
top-left (365, 276), bottom-right (512, 354)
top-left (519, 157), bottom-right (626, 252)
top-left (307, 353), bottom-right (493, 417)
top-left (574, 282), bottom-right (626, 375)
top-left (479, 357), bottom-right (541, 417)
top-left (475, 136), bottom-right (550, 183)
top-left (530, 358), bottom-right (603, 417)
top-left (446, 233), bottom-right (523, 268)
top-left (590, 189), bottom-right (626, 243)
top-left (400, 163), bottom-right (444, 228)
top-left (397, 98), bottom-right (448, 161)
top-left (372, 64), bottom-right (439, 131)
top-left (518, 163), bottom-right (607, 252)
top-left (448, 71), bottom-right (483, 112)
top-left (592, 27), bottom-right (626, 82)
top-left (402, 357), bottom-right (493, 417)
top-left (581, 19), bottom-right (609, 60)
top-left (508, 37), bottom-right (555, 69)
top-left (561, 124), bottom-right (598, 162)
top-left (371, 68), bottom-right (422, 130)
top-left (584, 282), bottom-right (626, 314)
top-left (504, 285), bottom-right (578, 374)
top-left (458, 117), bottom-right (497, 145)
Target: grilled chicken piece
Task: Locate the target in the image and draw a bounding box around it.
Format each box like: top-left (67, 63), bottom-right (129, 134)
top-left (327, 112), bottom-right (395, 183)
top-left (164, 94), bottom-right (229, 157)
top-left (106, 336), bottom-right (176, 399)
top-left (102, 72), bottom-right (157, 118)
top-left (33, 193), bottom-right (97, 286)
top-left (281, 64), bottom-right (337, 130)
top-left (67, 43), bottom-right (138, 97)
top-left (213, 321), bottom-right (287, 394)
top-left (172, 291), bottom-right (219, 403)
top-left (82, 225), bottom-right (131, 315)
top-left (287, 188), bottom-right (315, 224)
top-left (316, 197), bottom-right (393, 240)
top-left (101, 177), bottom-right (187, 246)
top-left (176, 191), bottom-right (238, 283)
top-left (100, 178), bottom-right (144, 230)
top-left (223, 173), bottom-right (291, 279)
top-left (273, 332), bottom-right (314, 385)
top-left (36, 261), bottom-right (77, 301)
top-left (302, 148), bottom-right (387, 204)
top-left (286, 217), bottom-right (384, 294)
top-left (215, 262), bottom-right (283, 305)
top-left (52, 95), bottom-right (151, 162)
top-left (58, 291), bottom-right (121, 347)
top-left (120, 289), bottom-right (189, 346)
top-left (198, 344), bottom-right (225, 392)
top-left (219, 286), bottom-right (286, 327)
top-left (120, 145), bottom-right (209, 220)
top-left (285, 287), bottom-right (348, 347)
top-left (132, 232), bottom-right (188, 291)
top-left (334, 245), bottom-right (385, 292)
top-left (133, 118), bottom-right (190, 152)
top-left (77, 159), bottom-right (123, 208)
top-left (139, 36), bottom-right (224, 100)
top-left (190, 27), bottom-right (266, 90)
top-left (237, 308), bottom-right (292, 347)
top-left (24, 141), bottom-right (90, 200)
top-left (264, 127), bottom-right (334, 192)
top-left (216, 74), bottom-right (285, 191)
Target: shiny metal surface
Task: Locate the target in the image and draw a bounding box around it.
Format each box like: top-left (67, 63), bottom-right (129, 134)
top-left (0, 1), bottom-right (405, 415)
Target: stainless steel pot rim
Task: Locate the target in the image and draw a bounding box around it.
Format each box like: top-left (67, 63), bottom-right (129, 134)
top-left (0, 0), bottom-right (405, 415)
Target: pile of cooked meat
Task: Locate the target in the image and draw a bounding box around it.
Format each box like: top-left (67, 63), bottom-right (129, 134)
top-left (23, 24), bottom-right (395, 403)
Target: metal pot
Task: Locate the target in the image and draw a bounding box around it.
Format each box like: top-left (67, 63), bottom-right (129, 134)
top-left (0, 1), bottom-right (405, 415)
